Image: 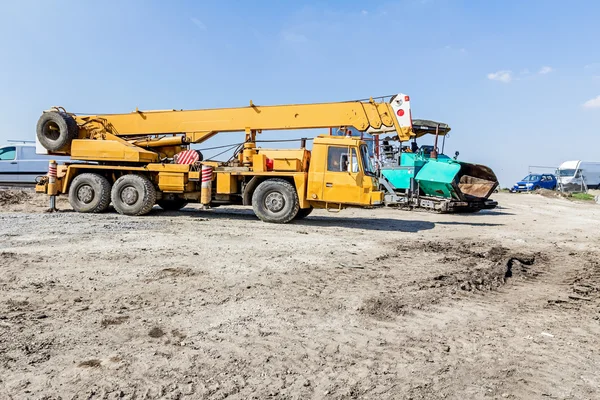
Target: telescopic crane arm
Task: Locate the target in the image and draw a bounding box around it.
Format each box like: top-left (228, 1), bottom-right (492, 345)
top-left (74, 95), bottom-right (413, 143)
top-left (37, 93), bottom-right (413, 163)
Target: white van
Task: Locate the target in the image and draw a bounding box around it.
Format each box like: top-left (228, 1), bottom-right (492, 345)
top-left (557, 160), bottom-right (600, 190)
top-left (0, 141), bottom-right (68, 184)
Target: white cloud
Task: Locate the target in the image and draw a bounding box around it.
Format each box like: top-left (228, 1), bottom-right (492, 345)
top-left (583, 95), bottom-right (600, 109)
top-left (190, 18), bottom-right (207, 31)
top-left (443, 45), bottom-right (467, 54)
top-left (538, 66), bottom-right (553, 75)
top-left (281, 31), bottom-right (308, 43)
top-left (487, 70), bottom-right (513, 83)
top-left (361, 10), bottom-right (368, 15)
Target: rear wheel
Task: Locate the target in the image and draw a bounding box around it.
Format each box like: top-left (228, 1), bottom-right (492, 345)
top-left (68, 173), bottom-right (111, 213)
top-left (111, 175), bottom-right (156, 216)
top-left (252, 179), bottom-right (299, 223)
top-left (294, 207), bottom-right (313, 220)
top-left (157, 198), bottom-right (188, 211)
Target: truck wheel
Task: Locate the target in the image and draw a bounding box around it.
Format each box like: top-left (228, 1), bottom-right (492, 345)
top-left (252, 179), bottom-right (300, 223)
top-left (68, 173), bottom-right (111, 213)
top-left (533, 185), bottom-right (540, 190)
top-left (294, 207), bottom-right (313, 220)
top-left (157, 199), bottom-right (188, 211)
top-left (111, 175), bottom-right (156, 216)
top-left (36, 112), bottom-right (78, 152)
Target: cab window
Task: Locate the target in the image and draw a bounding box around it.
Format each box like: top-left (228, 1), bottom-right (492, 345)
top-left (327, 146), bottom-right (359, 173)
top-left (350, 149), bottom-right (358, 173)
top-left (0, 147), bottom-right (16, 161)
top-left (327, 146), bottom-right (348, 172)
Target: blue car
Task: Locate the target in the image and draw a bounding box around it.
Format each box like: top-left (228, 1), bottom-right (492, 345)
top-left (511, 174), bottom-right (557, 192)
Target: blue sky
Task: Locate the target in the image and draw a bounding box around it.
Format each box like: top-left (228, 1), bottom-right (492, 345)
top-left (1, 0), bottom-right (599, 186)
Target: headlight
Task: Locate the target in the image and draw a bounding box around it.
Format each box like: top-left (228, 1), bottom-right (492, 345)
top-left (526, 183), bottom-right (534, 187)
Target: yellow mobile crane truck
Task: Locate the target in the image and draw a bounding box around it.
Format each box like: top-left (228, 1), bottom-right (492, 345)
top-left (35, 94), bottom-right (413, 223)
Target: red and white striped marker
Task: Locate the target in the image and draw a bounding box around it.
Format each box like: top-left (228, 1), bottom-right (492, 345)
top-left (201, 165), bottom-right (213, 187)
top-left (200, 164), bottom-right (213, 206)
top-left (48, 160), bottom-right (58, 211)
top-left (48, 160), bottom-right (57, 182)
top-left (176, 150), bottom-right (200, 165)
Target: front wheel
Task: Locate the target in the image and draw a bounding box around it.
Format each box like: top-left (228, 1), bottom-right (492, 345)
top-left (252, 179), bottom-right (300, 223)
top-left (111, 174), bottom-right (156, 216)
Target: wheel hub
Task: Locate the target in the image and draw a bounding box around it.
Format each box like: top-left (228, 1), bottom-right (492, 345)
top-left (265, 191), bottom-right (285, 213)
top-left (77, 185), bottom-right (94, 204)
top-left (43, 122), bottom-right (61, 141)
top-left (121, 186), bottom-right (139, 205)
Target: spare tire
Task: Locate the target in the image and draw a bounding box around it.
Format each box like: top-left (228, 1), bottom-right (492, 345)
top-left (36, 111), bottom-right (78, 152)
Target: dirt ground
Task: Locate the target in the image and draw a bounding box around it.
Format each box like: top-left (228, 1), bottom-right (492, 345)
top-left (1, 190), bottom-right (599, 399)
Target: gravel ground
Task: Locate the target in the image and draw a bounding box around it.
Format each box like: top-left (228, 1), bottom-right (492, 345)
top-left (1, 191), bottom-right (599, 399)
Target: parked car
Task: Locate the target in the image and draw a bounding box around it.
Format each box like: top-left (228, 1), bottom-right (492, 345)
top-left (511, 174), bottom-right (557, 192)
top-left (0, 141), bottom-right (68, 184)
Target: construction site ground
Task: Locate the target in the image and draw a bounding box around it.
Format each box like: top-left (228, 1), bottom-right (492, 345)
top-left (1, 190), bottom-right (599, 399)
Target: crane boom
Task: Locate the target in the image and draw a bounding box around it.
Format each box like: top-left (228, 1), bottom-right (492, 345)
top-left (78, 101), bottom-right (404, 140)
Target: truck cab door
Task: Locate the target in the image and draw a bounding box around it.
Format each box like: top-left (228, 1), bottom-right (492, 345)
top-left (0, 146), bottom-right (18, 183)
top-left (321, 146), bottom-right (363, 204)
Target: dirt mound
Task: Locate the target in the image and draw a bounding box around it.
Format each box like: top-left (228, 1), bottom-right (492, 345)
top-left (0, 190), bottom-right (31, 206)
top-left (361, 240), bottom-right (540, 320)
top-left (534, 188), bottom-right (567, 199)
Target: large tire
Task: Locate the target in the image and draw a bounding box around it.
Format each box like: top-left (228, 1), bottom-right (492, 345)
top-left (111, 175), bottom-right (156, 216)
top-left (68, 173), bottom-right (111, 213)
top-left (294, 207), bottom-right (313, 220)
top-left (252, 179), bottom-right (300, 223)
top-left (36, 112), bottom-right (78, 152)
top-left (157, 198), bottom-right (188, 211)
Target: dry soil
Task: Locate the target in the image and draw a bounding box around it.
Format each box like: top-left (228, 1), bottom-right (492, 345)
top-left (0, 190), bottom-right (599, 399)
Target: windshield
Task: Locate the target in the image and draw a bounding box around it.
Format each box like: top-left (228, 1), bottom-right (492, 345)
top-left (558, 169), bottom-right (576, 177)
top-left (522, 175), bottom-right (540, 182)
top-left (360, 144), bottom-right (376, 176)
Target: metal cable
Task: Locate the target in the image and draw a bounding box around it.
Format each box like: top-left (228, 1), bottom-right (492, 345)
top-left (255, 138), bottom-right (313, 143)
top-left (197, 142), bottom-right (245, 151)
top-left (197, 137), bottom-right (312, 153)
top-left (205, 143), bottom-right (242, 160)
